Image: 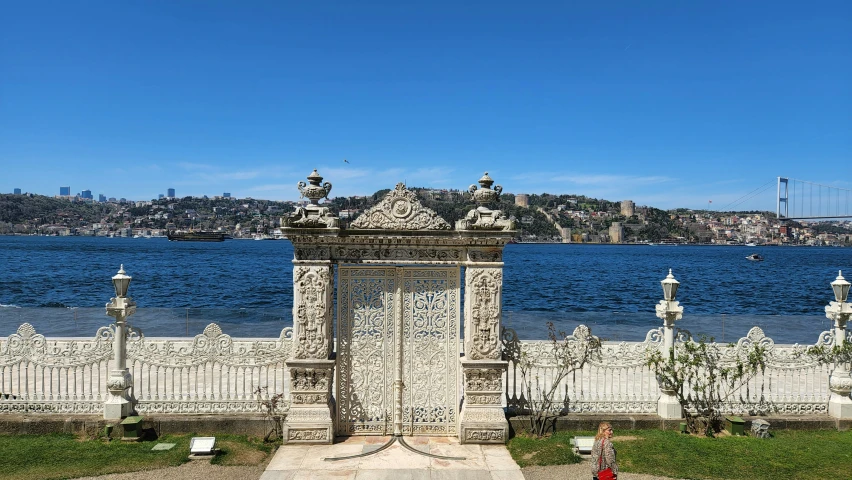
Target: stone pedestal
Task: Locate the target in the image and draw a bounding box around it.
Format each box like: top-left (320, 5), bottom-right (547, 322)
top-left (657, 389), bottom-right (683, 419)
top-left (283, 359), bottom-right (335, 444)
top-left (104, 369), bottom-right (133, 420)
top-left (828, 365), bottom-right (852, 419)
top-left (828, 394), bottom-right (852, 419)
top-left (459, 360), bottom-right (509, 444)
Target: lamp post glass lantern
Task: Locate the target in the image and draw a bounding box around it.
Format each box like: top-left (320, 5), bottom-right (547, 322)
top-left (661, 268), bottom-right (679, 301)
top-left (112, 264), bottom-right (132, 298)
top-left (831, 271), bottom-right (850, 304)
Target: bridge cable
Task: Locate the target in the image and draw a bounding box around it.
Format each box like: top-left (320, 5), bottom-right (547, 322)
top-left (726, 183), bottom-right (777, 211)
top-left (716, 179), bottom-right (776, 212)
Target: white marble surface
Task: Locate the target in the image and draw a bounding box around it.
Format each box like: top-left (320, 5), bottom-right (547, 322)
top-left (261, 436), bottom-right (523, 480)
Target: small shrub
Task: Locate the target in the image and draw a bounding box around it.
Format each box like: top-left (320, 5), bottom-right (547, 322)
top-left (647, 333), bottom-right (769, 436)
top-left (253, 386), bottom-right (286, 442)
top-left (517, 322), bottom-right (601, 437)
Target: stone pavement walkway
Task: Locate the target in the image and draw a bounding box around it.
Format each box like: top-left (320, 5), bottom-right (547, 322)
top-left (259, 436), bottom-right (524, 480)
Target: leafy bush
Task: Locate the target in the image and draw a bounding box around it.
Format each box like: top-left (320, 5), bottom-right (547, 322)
top-left (647, 333), bottom-right (769, 436)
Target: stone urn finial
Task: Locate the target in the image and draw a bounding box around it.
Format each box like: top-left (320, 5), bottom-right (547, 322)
top-left (469, 172), bottom-right (503, 207)
top-left (298, 169), bottom-right (333, 205)
top-left (456, 172), bottom-right (514, 231)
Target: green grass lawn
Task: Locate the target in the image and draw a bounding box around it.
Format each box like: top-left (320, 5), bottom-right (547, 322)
top-left (0, 433), bottom-right (274, 480)
top-left (509, 429), bottom-right (852, 479)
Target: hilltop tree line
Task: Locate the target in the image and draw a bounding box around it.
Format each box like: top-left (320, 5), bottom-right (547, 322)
top-left (2, 190), bottom-right (768, 243)
top-left (0, 194), bottom-right (117, 225)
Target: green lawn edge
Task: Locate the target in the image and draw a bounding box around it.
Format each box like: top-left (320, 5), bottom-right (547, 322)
top-left (508, 429), bottom-right (852, 479)
top-left (0, 433), bottom-right (274, 480)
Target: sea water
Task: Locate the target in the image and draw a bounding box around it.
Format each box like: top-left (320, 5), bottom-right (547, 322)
top-left (1, 236), bottom-right (848, 343)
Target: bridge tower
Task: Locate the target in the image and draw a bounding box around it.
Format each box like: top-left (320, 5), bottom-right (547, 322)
top-left (777, 177), bottom-right (789, 219)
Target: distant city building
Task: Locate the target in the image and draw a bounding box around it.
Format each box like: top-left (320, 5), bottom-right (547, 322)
top-left (14, 188), bottom-right (21, 195)
top-left (223, 192), bottom-right (231, 198)
top-left (621, 200), bottom-right (635, 217)
top-left (515, 194), bottom-right (529, 207)
top-left (99, 194), bottom-right (107, 202)
top-left (167, 188), bottom-right (175, 198)
top-left (609, 222), bottom-right (624, 244)
top-left (81, 190), bottom-right (93, 200)
top-left (109, 197), bottom-right (117, 202)
top-left (159, 194), bottom-right (164, 199)
top-left (60, 186), bottom-right (71, 196)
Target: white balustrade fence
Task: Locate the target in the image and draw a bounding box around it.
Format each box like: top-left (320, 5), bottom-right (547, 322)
top-left (0, 323), bottom-right (113, 414)
top-left (0, 320), bottom-right (841, 418)
top-left (503, 326), bottom-right (664, 414)
top-left (129, 323), bottom-right (293, 414)
top-left (502, 325), bottom-right (834, 416)
top-left (0, 322), bottom-right (293, 415)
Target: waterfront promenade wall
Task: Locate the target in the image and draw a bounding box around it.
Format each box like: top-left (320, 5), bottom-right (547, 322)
top-left (0, 319), bottom-right (840, 421)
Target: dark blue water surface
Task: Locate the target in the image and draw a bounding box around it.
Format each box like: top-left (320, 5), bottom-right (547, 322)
top-left (1, 236), bottom-right (849, 342)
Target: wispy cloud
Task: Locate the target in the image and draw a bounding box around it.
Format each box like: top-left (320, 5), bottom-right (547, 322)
top-left (177, 162), bottom-right (216, 171)
top-left (549, 174), bottom-right (674, 186)
top-left (175, 162), bottom-right (263, 182)
top-left (387, 167), bottom-right (456, 187)
top-left (318, 167), bottom-right (371, 180)
top-left (198, 170), bottom-right (262, 181)
top-left (249, 184), bottom-right (293, 192)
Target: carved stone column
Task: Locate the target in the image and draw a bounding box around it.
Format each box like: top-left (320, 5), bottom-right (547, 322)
top-left (460, 265), bottom-right (509, 444)
top-left (284, 263), bottom-right (335, 444)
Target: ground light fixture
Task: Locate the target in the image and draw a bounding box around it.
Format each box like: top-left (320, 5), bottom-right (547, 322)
top-left (189, 437), bottom-right (217, 456)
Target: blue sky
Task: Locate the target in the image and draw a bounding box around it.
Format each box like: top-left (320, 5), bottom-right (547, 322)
top-left (1, 1), bottom-right (850, 211)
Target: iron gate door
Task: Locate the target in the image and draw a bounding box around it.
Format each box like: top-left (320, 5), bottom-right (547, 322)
top-left (336, 266), bottom-right (460, 436)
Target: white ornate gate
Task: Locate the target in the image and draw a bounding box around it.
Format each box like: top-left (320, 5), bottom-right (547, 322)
top-left (336, 266), bottom-right (460, 436)
top-left (281, 171), bottom-right (514, 444)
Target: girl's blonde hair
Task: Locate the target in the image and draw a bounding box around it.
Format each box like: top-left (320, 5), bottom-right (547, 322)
top-left (594, 421), bottom-right (612, 442)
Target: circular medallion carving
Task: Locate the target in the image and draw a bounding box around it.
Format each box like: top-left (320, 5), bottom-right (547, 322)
top-left (391, 199), bottom-right (412, 219)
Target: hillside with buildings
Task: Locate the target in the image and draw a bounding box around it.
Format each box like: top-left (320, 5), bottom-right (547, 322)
top-left (1, 190), bottom-right (850, 245)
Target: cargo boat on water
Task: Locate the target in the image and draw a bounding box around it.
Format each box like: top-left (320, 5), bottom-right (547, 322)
top-left (166, 230), bottom-right (226, 242)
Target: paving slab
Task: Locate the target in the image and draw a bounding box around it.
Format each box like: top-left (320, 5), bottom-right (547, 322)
top-left (264, 436), bottom-right (523, 480)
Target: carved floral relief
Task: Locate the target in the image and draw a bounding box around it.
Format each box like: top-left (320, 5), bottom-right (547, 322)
top-left (466, 268), bottom-right (502, 360)
top-left (350, 183), bottom-right (451, 230)
top-left (290, 368), bottom-right (331, 392)
top-left (294, 267), bottom-right (332, 359)
top-left (464, 369), bottom-right (503, 392)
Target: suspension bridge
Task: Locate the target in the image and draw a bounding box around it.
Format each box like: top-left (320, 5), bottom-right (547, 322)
top-left (776, 177), bottom-right (852, 220)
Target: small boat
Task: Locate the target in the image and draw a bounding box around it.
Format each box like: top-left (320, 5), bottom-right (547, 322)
top-left (746, 253), bottom-right (764, 262)
top-left (166, 230), bottom-right (226, 242)
top-left (745, 242), bottom-right (756, 247)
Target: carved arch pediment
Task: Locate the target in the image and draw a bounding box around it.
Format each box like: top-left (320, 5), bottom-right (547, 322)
top-left (350, 183), bottom-right (451, 231)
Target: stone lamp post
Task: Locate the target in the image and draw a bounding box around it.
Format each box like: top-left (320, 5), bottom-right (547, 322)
top-left (655, 269), bottom-right (683, 419)
top-left (104, 265), bottom-right (137, 420)
top-left (826, 270), bottom-right (852, 418)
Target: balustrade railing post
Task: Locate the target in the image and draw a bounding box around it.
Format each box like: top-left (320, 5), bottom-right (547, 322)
top-left (826, 271), bottom-right (852, 418)
top-left (655, 269), bottom-right (683, 419)
top-left (104, 265), bottom-right (136, 420)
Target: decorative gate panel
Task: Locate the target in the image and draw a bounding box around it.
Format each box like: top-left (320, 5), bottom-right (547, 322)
top-left (337, 266), bottom-right (460, 436)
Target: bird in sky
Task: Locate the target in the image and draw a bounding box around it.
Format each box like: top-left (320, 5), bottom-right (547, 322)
top-left (343, 159), bottom-right (349, 164)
